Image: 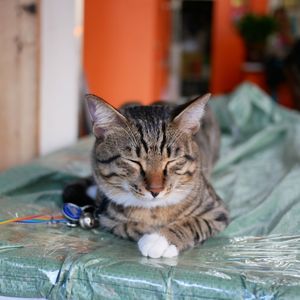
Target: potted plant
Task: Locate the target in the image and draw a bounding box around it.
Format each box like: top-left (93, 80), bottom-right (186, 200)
top-left (236, 13), bottom-right (278, 62)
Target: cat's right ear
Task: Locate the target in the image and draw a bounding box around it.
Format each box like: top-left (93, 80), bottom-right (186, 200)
top-left (172, 94), bottom-right (211, 134)
top-left (85, 94), bottom-right (127, 138)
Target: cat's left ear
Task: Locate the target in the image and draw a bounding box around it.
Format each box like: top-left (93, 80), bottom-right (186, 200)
top-left (172, 93), bottom-right (211, 134)
top-left (85, 94), bottom-right (127, 138)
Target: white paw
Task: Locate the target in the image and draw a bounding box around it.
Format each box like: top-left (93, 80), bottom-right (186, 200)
top-left (162, 244), bottom-right (178, 258)
top-left (138, 233), bottom-right (179, 258)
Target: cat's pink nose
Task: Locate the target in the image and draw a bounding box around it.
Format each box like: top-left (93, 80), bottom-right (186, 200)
top-left (146, 173), bottom-right (164, 197)
top-left (148, 183), bottom-right (164, 197)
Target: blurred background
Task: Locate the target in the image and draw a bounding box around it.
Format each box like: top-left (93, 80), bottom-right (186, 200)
top-left (1, 0), bottom-right (300, 171)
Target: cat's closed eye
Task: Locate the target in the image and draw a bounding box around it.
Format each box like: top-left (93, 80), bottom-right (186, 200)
top-left (96, 155), bottom-right (120, 164)
top-left (122, 158), bottom-right (146, 177)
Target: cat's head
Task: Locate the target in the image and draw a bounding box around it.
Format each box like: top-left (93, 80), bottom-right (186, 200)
top-left (86, 94), bottom-right (210, 208)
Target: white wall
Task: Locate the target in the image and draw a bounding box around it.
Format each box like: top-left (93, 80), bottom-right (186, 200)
top-left (39, 0), bottom-right (83, 155)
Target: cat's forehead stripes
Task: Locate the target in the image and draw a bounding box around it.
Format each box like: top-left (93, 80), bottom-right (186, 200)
top-left (124, 105), bottom-right (173, 155)
top-left (124, 105), bottom-right (171, 123)
top-left (160, 122), bottom-right (167, 154)
top-left (135, 122), bottom-right (149, 153)
top-left (135, 146), bottom-right (141, 157)
top-left (134, 119), bottom-right (169, 155)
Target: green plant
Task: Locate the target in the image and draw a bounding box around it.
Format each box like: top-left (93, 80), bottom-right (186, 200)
top-left (236, 13), bottom-right (278, 45)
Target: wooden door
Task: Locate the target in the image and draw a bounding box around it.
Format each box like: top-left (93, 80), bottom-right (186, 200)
top-left (0, 0), bottom-right (39, 171)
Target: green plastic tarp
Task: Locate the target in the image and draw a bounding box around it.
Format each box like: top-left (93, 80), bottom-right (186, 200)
top-left (0, 83), bottom-right (299, 299)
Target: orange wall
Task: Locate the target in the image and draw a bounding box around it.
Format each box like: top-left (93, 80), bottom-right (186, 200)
top-left (210, 0), bottom-right (268, 94)
top-left (84, 0), bottom-right (170, 107)
top-left (84, 0), bottom-right (268, 101)
top-left (249, 0), bottom-right (268, 14)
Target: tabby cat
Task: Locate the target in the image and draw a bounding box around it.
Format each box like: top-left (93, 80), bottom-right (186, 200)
top-left (83, 94), bottom-right (229, 258)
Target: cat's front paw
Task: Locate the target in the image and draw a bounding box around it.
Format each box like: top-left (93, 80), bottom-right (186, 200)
top-left (138, 233), bottom-right (179, 258)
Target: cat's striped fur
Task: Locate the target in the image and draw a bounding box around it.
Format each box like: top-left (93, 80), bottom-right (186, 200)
top-left (86, 94), bottom-right (229, 258)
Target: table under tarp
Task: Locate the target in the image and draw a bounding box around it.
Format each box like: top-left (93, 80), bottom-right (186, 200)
top-left (0, 83), bottom-right (299, 299)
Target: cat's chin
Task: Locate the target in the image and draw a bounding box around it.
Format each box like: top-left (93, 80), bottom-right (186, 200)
top-left (106, 189), bottom-right (192, 208)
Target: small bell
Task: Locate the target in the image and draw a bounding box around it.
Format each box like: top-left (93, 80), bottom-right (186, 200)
top-left (79, 212), bottom-right (99, 229)
top-left (62, 203), bottom-right (99, 229)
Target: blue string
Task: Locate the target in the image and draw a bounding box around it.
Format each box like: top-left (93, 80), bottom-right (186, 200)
top-left (17, 219), bottom-right (67, 224)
